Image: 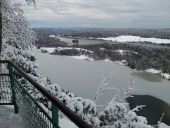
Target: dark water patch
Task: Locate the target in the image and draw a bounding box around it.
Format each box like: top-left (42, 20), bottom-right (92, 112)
top-left (127, 95), bottom-right (170, 125)
top-left (132, 72), bottom-right (162, 82)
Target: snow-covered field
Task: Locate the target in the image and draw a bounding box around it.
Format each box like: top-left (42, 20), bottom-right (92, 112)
top-left (98, 35), bottom-right (170, 44)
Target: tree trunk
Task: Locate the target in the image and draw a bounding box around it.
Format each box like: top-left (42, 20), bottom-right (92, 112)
top-left (0, 1), bottom-right (2, 59)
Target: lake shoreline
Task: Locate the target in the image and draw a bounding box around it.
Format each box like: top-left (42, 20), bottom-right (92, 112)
top-left (40, 47), bottom-right (170, 81)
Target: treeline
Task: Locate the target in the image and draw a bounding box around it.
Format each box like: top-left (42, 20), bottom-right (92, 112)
top-left (51, 48), bottom-right (92, 56)
top-left (34, 28), bottom-right (170, 39)
top-left (82, 43), bottom-right (170, 74)
top-left (49, 43), bottom-right (170, 74)
top-left (36, 36), bottom-right (68, 48)
top-left (35, 28), bottom-right (170, 74)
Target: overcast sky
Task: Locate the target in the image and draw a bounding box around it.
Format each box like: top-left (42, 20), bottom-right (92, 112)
top-left (16, 0), bottom-right (170, 28)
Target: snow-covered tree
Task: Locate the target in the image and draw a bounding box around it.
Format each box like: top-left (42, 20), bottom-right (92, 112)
top-left (0, 1), bottom-right (3, 57)
top-left (0, 0), bottom-right (36, 56)
top-left (2, 0), bottom-right (36, 50)
top-left (1, 0), bottom-right (97, 124)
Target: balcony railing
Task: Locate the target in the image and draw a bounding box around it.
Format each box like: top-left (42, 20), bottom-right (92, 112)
top-left (0, 60), bottom-right (92, 128)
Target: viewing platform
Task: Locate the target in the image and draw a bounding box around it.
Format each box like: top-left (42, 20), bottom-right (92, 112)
top-left (0, 105), bottom-right (24, 128)
top-left (0, 60), bottom-right (91, 128)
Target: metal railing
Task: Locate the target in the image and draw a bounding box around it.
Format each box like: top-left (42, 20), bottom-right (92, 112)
top-left (0, 60), bottom-right (92, 128)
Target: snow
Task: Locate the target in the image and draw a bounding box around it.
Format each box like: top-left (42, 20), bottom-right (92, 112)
top-left (60, 118), bottom-right (77, 128)
top-left (40, 47), bottom-right (94, 61)
top-left (1, 105), bottom-right (169, 128)
top-left (0, 106), bottom-right (25, 128)
top-left (161, 73), bottom-right (170, 80)
top-left (115, 60), bottom-right (127, 66)
top-left (98, 35), bottom-right (170, 44)
top-left (146, 68), bottom-right (170, 80)
top-left (115, 49), bottom-right (138, 55)
top-left (0, 106), bottom-right (77, 128)
top-left (41, 47), bottom-right (93, 54)
top-left (159, 123), bottom-right (170, 128)
top-left (49, 35), bottom-right (56, 38)
top-left (41, 47), bottom-right (56, 53)
top-left (57, 47), bottom-right (93, 53)
top-left (104, 59), bottom-right (112, 62)
top-left (99, 100), bottom-right (154, 128)
top-left (146, 68), bottom-right (162, 74)
top-left (116, 49), bottom-right (126, 55)
top-left (72, 55), bottom-right (94, 61)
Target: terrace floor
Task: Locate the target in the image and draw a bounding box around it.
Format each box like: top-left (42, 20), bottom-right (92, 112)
top-left (0, 105), bottom-right (25, 128)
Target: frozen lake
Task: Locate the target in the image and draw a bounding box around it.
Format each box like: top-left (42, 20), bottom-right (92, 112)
top-left (34, 50), bottom-right (170, 105)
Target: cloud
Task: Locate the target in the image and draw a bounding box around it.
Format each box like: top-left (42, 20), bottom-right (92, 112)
top-left (15, 0), bottom-right (170, 28)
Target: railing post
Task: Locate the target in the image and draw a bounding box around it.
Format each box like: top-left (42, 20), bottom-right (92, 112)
top-left (8, 63), bottom-right (19, 113)
top-left (52, 103), bottom-right (59, 128)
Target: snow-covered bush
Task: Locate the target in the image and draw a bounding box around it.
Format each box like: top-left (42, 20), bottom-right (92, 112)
top-left (99, 100), bottom-right (152, 128)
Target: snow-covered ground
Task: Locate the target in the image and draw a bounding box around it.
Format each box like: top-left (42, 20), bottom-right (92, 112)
top-left (98, 35), bottom-right (170, 44)
top-left (115, 60), bottom-right (128, 66)
top-left (116, 49), bottom-right (126, 55)
top-left (146, 68), bottom-right (162, 74)
top-left (0, 106), bottom-right (25, 128)
top-left (0, 105), bottom-right (77, 128)
top-left (115, 49), bottom-right (138, 55)
top-left (71, 55), bottom-right (94, 61)
top-left (40, 47), bottom-right (94, 61)
top-left (41, 47), bottom-right (56, 53)
top-left (60, 118), bottom-right (77, 128)
top-left (161, 73), bottom-right (170, 80)
top-left (146, 68), bottom-right (170, 80)
top-left (41, 47), bottom-right (93, 54)
top-left (49, 35), bottom-right (56, 38)
top-left (1, 103), bottom-right (169, 128)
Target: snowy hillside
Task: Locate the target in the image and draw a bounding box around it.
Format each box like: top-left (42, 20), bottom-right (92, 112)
top-left (98, 35), bottom-right (170, 44)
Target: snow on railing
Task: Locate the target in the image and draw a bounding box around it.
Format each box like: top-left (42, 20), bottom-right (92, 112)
top-left (0, 60), bottom-right (92, 128)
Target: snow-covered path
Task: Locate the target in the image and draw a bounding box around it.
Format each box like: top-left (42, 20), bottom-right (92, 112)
top-left (0, 105), bottom-right (77, 128)
top-left (0, 106), bottom-right (25, 128)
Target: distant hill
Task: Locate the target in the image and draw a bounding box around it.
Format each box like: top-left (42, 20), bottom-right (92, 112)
top-left (33, 28), bottom-right (170, 39)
